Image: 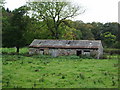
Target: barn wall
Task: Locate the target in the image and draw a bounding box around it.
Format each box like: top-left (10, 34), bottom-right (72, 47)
top-left (29, 48), bottom-right (41, 54)
top-left (29, 48), bottom-right (102, 59)
top-left (49, 49), bottom-right (76, 57)
top-left (98, 47), bottom-right (103, 58)
top-left (29, 48), bottom-right (48, 55)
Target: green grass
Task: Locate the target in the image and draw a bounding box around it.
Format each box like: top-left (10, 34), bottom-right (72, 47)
top-left (0, 55), bottom-right (2, 89)
top-left (2, 48), bottom-right (119, 88)
top-left (1, 47), bottom-right (28, 54)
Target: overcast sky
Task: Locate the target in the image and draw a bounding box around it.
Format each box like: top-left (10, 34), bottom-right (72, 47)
top-left (4, 0), bottom-right (119, 23)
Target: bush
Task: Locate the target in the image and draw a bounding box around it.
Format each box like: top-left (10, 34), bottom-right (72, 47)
top-left (104, 48), bottom-right (120, 55)
top-left (113, 41), bottom-right (120, 49)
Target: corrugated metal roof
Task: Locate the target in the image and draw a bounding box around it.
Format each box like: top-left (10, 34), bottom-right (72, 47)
top-left (29, 39), bottom-right (102, 49)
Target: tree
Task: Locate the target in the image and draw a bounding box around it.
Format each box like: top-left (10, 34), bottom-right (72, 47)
top-left (91, 22), bottom-right (104, 40)
top-left (59, 24), bottom-right (77, 40)
top-left (0, 0), bottom-right (5, 47)
top-left (60, 20), bottom-right (83, 40)
top-left (101, 32), bottom-right (116, 47)
top-left (102, 23), bottom-right (118, 35)
top-left (24, 18), bottom-right (53, 41)
top-left (27, 0), bottom-right (85, 39)
top-left (0, 0), bottom-right (5, 9)
top-left (2, 7), bottom-right (13, 46)
top-left (2, 6), bottom-right (29, 53)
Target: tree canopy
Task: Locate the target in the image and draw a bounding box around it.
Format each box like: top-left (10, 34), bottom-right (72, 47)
top-left (27, 0), bottom-right (85, 39)
top-left (2, 3), bottom-right (120, 50)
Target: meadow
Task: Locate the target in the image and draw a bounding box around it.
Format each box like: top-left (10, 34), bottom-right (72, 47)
top-left (2, 48), bottom-right (119, 88)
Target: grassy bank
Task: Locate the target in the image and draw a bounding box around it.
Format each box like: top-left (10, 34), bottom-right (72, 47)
top-left (2, 48), bottom-right (119, 88)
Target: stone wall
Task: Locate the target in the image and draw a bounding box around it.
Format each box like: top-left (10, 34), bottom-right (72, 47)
top-left (49, 49), bottom-right (76, 57)
top-left (29, 48), bottom-right (101, 58)
top-left (29, 48), bottom-right (49, 55)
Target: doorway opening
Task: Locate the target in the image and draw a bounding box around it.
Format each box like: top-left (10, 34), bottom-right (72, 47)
top-left (77, 50), bottom-right (82, 56)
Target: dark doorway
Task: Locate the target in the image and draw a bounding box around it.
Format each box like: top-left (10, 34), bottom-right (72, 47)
top-left (40, 49), bottom-right (44, 55)
top-left (77, 50), bottom-right (82, 56)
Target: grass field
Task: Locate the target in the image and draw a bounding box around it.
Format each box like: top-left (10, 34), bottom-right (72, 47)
top-left (2, 48), bottom-right (119, 88)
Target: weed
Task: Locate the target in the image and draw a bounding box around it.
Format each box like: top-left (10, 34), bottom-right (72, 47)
top-left (79, 73), bottom-right (85, 80)
top-left (61, 75), bottom-right (65, 79)
top-left (39, 77), bottom-right (44, 82)
top-left (112, 80), bottom-right (116, 86)
top-left (77, 73), bottom-right (85, 80)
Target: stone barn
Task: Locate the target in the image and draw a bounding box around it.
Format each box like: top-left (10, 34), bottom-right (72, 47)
top-left (29, 39), bottom-right (103, 59)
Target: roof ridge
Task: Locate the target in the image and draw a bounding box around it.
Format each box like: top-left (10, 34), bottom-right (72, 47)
top-left (34, 39), bottom-right (101, 41)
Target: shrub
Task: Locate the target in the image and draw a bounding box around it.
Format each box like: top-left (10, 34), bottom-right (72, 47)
top-left (104, 48), bottom-right (120, 55)
top-left (113, 41), bottom-right (120, 49)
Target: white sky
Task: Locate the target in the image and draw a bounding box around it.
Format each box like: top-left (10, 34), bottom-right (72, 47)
top-left (4, 0), bottom-right (119, 23)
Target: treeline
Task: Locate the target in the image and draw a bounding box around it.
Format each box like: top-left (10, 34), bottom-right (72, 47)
top-left (2, 6), bottom-right (120, 51)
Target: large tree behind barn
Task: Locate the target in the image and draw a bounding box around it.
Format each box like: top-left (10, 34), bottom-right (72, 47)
top-left (27, 0), bottom-right (85, 39)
